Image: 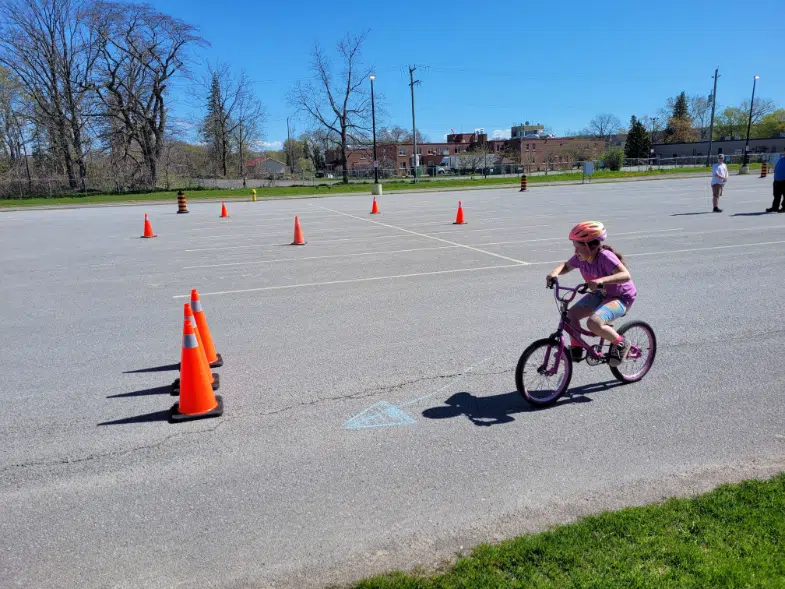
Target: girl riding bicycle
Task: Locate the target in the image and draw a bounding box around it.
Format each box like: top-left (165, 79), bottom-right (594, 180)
top-left (546, 221), bottom-right (637, 367)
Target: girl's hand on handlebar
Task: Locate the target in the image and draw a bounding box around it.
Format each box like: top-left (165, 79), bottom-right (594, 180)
top-left (546, 274), bottom-right (557, 288)
top-left (586, 279), bottom-right (604, 290)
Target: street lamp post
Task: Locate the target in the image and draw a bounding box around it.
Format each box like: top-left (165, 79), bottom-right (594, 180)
top-left (740, 75), bottom-right (759, 175)
top-left (649, 117), bottom-right (657, 168)
top-left (369, 74), bottom-right (381, 195)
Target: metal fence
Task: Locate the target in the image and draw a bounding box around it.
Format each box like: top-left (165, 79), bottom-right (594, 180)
top-left (2, 153), bottom-right (780, 200)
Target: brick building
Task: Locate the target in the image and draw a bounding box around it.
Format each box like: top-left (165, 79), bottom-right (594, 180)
top-left (326, 129), bottom-right (605, 176)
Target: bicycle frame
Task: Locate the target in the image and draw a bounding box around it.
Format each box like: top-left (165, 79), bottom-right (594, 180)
top-left (540, 278), bottom-right (641, 376)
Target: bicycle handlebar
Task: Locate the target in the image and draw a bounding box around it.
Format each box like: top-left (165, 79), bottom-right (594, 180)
top-left (547, 277), bottom-right (589, 303)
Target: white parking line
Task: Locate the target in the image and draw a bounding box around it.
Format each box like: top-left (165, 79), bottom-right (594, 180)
top-left (311, 204), bottom-right (529, 265)
top-left (184, 233), bottom-right (415, 252)
top-left (174, 239), bottom-right (785, 297)
top-left (522, 239), bottom-right (785, 266)
top-left (172, 263), bottom-right (523, 298)
top-left (182, 245), bottom-right (462, 269)
top-left (474, 227), bottom-right (684, 246)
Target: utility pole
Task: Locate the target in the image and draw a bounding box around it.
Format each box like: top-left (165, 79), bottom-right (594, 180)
top-left (706, 67), bottom-right (720, 167)
top-left (408, 65), bottom-right (421, 183)
top-left (286, 116), bottom-right (293, 176)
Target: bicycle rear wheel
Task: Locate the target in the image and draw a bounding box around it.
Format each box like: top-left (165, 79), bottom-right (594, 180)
top-left (610, 320), bottom-right (657, 383)
top-left (515, 338), bottom-right (573, 407)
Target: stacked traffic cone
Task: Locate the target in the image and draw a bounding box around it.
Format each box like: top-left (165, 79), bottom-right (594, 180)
top-left (453, 201), bottom-right (467, 225)
top-left (141, 213), bottom-right (157, 238)
top-left (172, 303), bottom-right (219, 395)
top-left (220, 200), bottom-right (229, 218)
top-left (177, 191), bottom-right (189, 213)
top-left (169, 319), bottom-right (223, 423)
top-left (291, 216), bottom-right (306, 245)
top-left (190, 289), bottom-right (223, 367)
top-left (370, 196), bottom-right (380, 214)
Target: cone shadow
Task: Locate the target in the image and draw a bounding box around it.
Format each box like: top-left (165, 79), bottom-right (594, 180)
top-left (108, 385), bottom-right (172, 399)
top-left (123, 363), bottom-right (180, 374)
top-left (98, 409), bottom-right (171, 426)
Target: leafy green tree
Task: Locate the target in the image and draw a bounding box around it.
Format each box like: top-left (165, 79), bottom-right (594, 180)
top-left (601, 147), bottom-right (624, 171)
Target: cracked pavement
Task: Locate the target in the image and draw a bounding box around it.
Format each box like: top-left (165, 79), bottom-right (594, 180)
top-left (2, 176), bottom-right (785, 588)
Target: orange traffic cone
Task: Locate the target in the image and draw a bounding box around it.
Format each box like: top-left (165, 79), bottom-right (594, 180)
top-left (370, 196), bottom-right (380, 214)
top-left (291, 216), bottom-right (306, 245)
top-left (190, 289), bottom-right (223, 367)
top-left (172, 303), bottom-right (219, 396)
top-left (220, 200), bottom-right (229, 218)
top-left (453, 201), bottom-right (466, 225)
top-left (170, 319), bottom-right (223, 423)
top-left (141, 212), bottom-right (157, 238)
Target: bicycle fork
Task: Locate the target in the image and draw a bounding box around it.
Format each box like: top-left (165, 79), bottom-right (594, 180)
top-left (540, 332), bottom-right (566, 377)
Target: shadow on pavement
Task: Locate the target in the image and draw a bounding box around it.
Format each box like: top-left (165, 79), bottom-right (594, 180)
top-left (123, 363), bottom-right (179, 374)
top-left (107, 385), bottom-right (172, 399)
top-left (421, 380), bottom-right (625, 426)
top-left (98, 409), bottom-right (171, 426)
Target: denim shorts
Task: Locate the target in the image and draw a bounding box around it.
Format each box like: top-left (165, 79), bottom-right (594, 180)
top-left (573, 290), bottom-right (628, 323)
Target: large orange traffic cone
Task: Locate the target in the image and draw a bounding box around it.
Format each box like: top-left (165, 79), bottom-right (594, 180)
top-left (453, 201), bottom-right (466, 225)
top-left (291, 216), bottom-right (306, 245)
top-left (170, 319), bottom-right (223, 423)
top-left (220, 200), bottom-right (229, 218)
top-left (190, 289), bottom-right (223, 367)
top-left (370, 196), bottom-right (380, 214)
top-left (141, 212), bottom-right (157, 238)
top-left (172, 303), bottom-right (219, 396)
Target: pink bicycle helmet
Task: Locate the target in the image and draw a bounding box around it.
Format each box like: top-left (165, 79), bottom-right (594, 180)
top-left (569, 221), bottom-right (606, 243)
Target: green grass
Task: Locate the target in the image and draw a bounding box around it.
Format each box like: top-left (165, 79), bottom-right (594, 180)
top-left (352, 473), bottom-right (785, 588)
top-left (0, 163), bottom-right (763, 208)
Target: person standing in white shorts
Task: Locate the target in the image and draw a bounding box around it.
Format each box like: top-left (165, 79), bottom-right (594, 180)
top-left (711, 154), bottom-right (729, 213)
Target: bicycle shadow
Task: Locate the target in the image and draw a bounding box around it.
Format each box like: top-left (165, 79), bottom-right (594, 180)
top-left (421, 380), bottom-right (625, 426)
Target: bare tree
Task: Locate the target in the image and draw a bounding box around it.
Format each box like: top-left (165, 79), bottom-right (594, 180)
top-left (0, 0), bottom-right (98, 190)
top-left (289, 32), bottom-right (372, 184)
top-left (91, 1), bottom-right (203, 188)
top-left (559, 141), bottom-right (602, 169)
top-left (739, 97), bottom-right (776, 125)
top-left (468, 137), bottom-right (497, 178)
top-left (199, 62), bottom-right (265, 180)
top-left (378, 125), bottom-right (407, 143)
top-left (688, 95), bottom-right (712, 139)
top-left (0, 66), bottom-right (35, 191)
top-left (588, 113), bottom-right (621, 145)
top-left (378, 125), bottom-right (425, 144)
top-left (456, 150), bottom-right (484, 179)
top-left (0, 68), bottom-right (27, 163)
top-left (232, 90), bottom-right (265, 187)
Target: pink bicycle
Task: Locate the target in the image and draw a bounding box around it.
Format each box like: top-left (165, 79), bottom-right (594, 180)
top-left (515, 277), bottom-right (657, 407)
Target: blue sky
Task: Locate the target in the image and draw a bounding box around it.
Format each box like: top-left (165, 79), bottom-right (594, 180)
top-left (156, 0), bottom-right (784, 149)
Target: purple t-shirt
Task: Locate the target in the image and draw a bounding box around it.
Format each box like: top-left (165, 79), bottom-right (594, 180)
top-left (568, 249), bottom-right (637, 307)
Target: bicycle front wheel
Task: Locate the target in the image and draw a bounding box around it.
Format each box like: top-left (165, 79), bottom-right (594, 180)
top-left (515, 338), bottom-right (573, 407)
top-left (610, 320), bottom-right (657, 383)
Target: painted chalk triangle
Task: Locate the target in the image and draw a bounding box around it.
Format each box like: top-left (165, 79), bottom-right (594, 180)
top-left (344, 401), bottom-right (416, 429)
